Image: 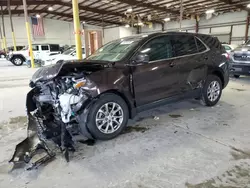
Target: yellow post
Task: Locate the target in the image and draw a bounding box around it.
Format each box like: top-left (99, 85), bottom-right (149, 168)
top-left (22, 0), bottom-right (34, 68)
top-left (0, 23), bottom-right (3, 50)
top-left (1, 6), bottom-right (7, 51)
top-left (8, 0), bottom-right (17, 51)
top-left (72, 0), bottom-right (82, 60)
top-left (11, 32), bottom-right (17, 51)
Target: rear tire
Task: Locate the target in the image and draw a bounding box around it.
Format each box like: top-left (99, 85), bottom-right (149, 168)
top-left (234, 75), bottom-right (240, 78)
top-left (86, 93), bottom-right (129, 140)
top-left (201, 75), bottom-right (222, 107)
top-left (11, 56), bottom-right (24, 66)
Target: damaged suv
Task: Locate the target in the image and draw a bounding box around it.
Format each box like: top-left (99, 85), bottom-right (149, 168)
top-left (11, 32), bottom-right (229, 168)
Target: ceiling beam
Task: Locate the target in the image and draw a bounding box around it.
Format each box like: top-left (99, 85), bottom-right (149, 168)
top-left (58, 1), bottom-right (121, 16)
top-left (0, 0), bottom-right (59, 6)
top-left (217, 0), bottom-right (246, 9)
top-left (113, 0), bottom-right (180, 16)
top-left (1, 9), bottom-right (120, 25)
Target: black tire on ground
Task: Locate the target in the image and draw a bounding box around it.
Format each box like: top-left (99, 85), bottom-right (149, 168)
top-left (234, 75), bottom-right (240, 78)
top-left (201, 74), bottom-right (223, 107)
top-left (87, 93), bottom-right (129, 140)
top-left (11, 56), bottom-right (24, 66)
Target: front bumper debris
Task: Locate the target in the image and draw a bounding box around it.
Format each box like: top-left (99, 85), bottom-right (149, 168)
top-left (9, 113), bottom-right (56, 170)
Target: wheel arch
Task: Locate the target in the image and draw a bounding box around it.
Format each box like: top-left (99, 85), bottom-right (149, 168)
top-left (211, 70), bottom-right (224, 88)
top-left (11, 54), bottom-right (26, 62)
top-left (100, 89), bottom-right (136, 119)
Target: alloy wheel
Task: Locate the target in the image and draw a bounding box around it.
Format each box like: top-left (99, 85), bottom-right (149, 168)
top-left (95, 102), bottom-right (124, 134)
top-left (14, 58), bottom-right (22, 65)
top-left (207, 81), bottom-right (221, 102)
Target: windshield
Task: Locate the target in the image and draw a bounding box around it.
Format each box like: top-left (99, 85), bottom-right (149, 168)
top-left (87, 38), bottom-right (140, 62)
top-left (63, 48), bottom-right (75, 55)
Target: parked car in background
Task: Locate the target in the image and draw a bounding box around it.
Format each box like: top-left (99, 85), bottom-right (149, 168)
top-left (222, 44), bottom-right (238, 53)
top-left (229, 41), bottom-right (250, 78)
top-left (42, 47), bottom-right (86, 66)
top-left (6, 44), bottom-right (61, 66)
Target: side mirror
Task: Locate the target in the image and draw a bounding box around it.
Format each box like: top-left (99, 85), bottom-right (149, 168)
top-left (134, 54), bottom-right (149, 64)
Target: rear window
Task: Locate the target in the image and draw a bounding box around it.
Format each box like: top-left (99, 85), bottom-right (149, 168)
top-left (171, 35), bottom-right (197, 57)
top-left (223, 45), bottom-right (231, 51)
top-left (49, 44), bottom-right (60, 52)
top-left (199, 35), bottom-right (222, 50)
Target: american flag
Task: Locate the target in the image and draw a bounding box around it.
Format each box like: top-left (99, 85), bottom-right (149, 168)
top-left (31, 17), bottom-right (45, 37)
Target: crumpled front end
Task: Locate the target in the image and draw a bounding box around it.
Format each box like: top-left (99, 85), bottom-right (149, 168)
top-left (10, 65), bottom-right (102, 169)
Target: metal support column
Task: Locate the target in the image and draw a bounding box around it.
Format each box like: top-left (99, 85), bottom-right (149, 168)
top-left (179, 0), bottom-right (183, 30)
top-left (7, 0), bottom-right (17, 51)
top-left (1, 6), bottom-right (7, 51)
top-left (161, 22), bottom-right (165, 31)
top-left (0, 20), bottom-right (3, 50)
top-left (245, 12), bottom-right (250, 43)
top-left (195, 16), bottom-right (199, 33)
top-left (22, 0), bottom-right (35, 68)
top-left (229, 25), bottom-right (233, 44)
top-left (72, 0), bottom-right (82, 60)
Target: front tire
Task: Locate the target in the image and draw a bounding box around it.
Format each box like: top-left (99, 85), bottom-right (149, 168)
top-left (11, 56), bottom-right (24, 66)
top-left (201, 75), bottom-right (222, 106)
top-left (87, 93), bottom-right (129, 140)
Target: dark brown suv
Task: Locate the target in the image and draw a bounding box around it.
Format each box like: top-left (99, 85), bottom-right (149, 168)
top-left (11, 32), bottom-right (230, 165)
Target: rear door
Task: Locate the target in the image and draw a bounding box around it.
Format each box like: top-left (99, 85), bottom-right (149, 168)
top-left (132, 35), bottom-right (180, 106)
top-left (170, 34), bottom-right (208, 93)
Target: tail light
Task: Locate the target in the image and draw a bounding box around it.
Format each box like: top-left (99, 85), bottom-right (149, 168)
top-left (225, 53), bottom-right (230, 60)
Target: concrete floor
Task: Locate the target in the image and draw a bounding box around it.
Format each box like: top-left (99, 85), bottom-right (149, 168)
top-left (0, 60), bottom-right (250, 188)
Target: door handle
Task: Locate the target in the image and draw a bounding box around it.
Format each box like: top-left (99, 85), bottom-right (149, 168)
top-left (169, 62), bottom-right (175, 67)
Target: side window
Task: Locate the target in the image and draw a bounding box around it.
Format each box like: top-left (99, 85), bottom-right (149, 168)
top-left (41, 45), bottom-right (49, 51)
top-left (171, 35), bottom-right (197, 57)
top-left (49, 45), bottom-right (60, 52)
top-left (32, 45), bottom-right (39, 51)
top-left (196, 38), bottom-right (207, 52)
top-left (138, 36), bottom-right (173, 62)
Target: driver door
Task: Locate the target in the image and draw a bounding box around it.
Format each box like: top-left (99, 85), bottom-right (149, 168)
top-left (132, 35), bottom-right (181, 106)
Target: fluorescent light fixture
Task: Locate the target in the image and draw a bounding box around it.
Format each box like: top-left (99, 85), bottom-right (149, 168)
top-left (125, 24), bottom-right (130, 28)
top-left (48, 7), bottom-right (53, 11)
top-left (206, 9), bottom-right (215, 14)
top-left (127, 8), bottom-right (133, 12)
top-left (247, 4), bottom-right (250, 8)
top-left (138, 22), bottom-right (143, 26)
top-left (164, 17), bottom-right (170, 22)
top-left (82, 21), bottom-right (86, 24)
top-left (36, 14), bottom-right (41, 18)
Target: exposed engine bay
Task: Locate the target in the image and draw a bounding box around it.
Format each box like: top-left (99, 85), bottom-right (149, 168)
top-left (10, 62), bottom-right (108, 170)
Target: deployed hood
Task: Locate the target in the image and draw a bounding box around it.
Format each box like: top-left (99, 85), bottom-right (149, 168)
top-left (30, 61), bottom-right (114, 85)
